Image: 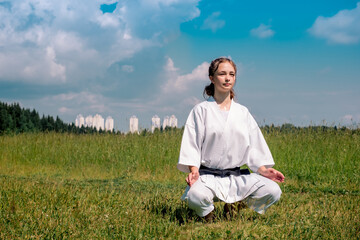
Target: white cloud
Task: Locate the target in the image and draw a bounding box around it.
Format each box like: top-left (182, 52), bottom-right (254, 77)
top-left (58, 106), bottom-right (72, 114)
top-left (162, 57), bottom-right (209, 93)
top-left (342, 114), bottom-right (353, 121)
top-left (141, 0), bottom-right (180, 7)
top-left (164, 57), bottom-right (179, 72)
top-left (51, 91), bottom-right (105, 105)
top-left (46, 47), bottom-right (66, 81)
top-left (128, 58), bottom-right (212, 120)
top-left (120, 0), bottom-right (200, 40)
top-left (250, 23), bottom-right (275, 39)
top-left (42, 91), bottom-right (112, 117)
top-left (0, 0), bottom-right (201, 84)
top-left (308, 3), bottom-right (360, 44)
top-left (0, 45), bottom-right (67, 84)
top-left (52, 31), bottom-right (84, 53)
top-left (340, 114), bottom-right (360, 126)
top-left (96, 13), bottom-right (121, 28)
top-left (182, 96), bottom-right (202, 106)
top-left (121, 65), bottom-right (135, 73)
top-left (201, 12), bottom-right (225, 32)
top-left (155, 57), bottom-right (244, 115)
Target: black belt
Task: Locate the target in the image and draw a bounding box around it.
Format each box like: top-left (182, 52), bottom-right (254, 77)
top-left (199, 165), bottom-right (250, 177)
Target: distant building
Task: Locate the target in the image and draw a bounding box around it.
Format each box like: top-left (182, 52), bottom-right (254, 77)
top-left (75, 114), bottom-right (84, 128)
top-left (93, 114), bottom-right (104, 131)
top-left (105, 116), bottom-right (114, 131)
top-left (85, 115), bottom-right (93, 128)
top-left (129, 115), bottom-right (139, 133)
top-left (163, 116), bottom-right (170, 129)
top-left (151, 115), bottom-right (161, 133)
top-left (169, 115), bottom-right (178, 128)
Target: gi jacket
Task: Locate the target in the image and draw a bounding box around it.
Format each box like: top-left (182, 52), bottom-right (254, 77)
top-left (177, 97), bottom-right (275, 202)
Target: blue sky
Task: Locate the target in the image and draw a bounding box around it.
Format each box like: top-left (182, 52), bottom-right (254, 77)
top-left (0, 0), bottom-right (359, 131)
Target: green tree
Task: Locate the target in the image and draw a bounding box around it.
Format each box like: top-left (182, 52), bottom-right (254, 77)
top-left (30, 109), bottom-right (41, 131)
top-left (0, 107), bottom-right (8, 133)
top-left (19, 111), bottom-right (28, 132)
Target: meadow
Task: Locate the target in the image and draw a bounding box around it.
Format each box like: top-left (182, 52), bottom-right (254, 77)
top-left (0, 128), bottom-right (359, 239)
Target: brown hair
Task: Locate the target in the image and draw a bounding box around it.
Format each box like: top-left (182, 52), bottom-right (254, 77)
top-left (203, 57), bottom-right (237, 99)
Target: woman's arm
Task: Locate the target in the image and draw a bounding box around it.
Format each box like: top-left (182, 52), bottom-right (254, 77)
top-left (257, 166), bottom-right (285, 183)
top-left (186, 166), bottom-right (199, 186)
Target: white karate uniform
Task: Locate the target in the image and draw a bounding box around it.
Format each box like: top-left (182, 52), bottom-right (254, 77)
top-left (177, 97), bottom-right (282, 217)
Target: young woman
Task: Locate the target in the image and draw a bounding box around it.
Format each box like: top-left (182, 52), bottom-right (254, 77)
top-left (177, 57), bottom-right (284, 221)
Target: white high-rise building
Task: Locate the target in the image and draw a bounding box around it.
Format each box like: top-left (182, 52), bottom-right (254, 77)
top-left (129, 115), bottom-right (139, 133)
top-left (85, 115), bottom-right (93, 128)
top-left (105, 116), bottom-right (114, 131)
top-left (169, 115), bottom-right (178, 128)
top-left (75, 114), bottom-right (85, 127)
top-left (163, 116), bottom-right (170, 129)
top-left (93, 114), bottom-right (104, 131)
top-left (151, 115), bottom-right (161, 133)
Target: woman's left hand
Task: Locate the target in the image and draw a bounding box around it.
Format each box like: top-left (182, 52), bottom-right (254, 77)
top-left (257, 167), bottom-right (285, 183)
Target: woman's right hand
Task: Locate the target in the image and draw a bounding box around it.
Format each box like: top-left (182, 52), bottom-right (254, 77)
top-left (257, 166), bottom-right (285, 183)
top-left (186, 166), bottom-right (199, 187)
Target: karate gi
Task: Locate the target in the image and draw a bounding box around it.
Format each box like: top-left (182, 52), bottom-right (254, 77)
top-left (177, 97), bottom-right (282, 217)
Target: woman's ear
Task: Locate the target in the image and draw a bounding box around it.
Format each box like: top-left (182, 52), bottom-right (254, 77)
top-left (209, 76), bottom-right (214, 84)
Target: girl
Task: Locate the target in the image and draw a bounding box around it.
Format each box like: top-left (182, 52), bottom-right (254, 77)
top-left (177, 57), bottom-right (284, 221)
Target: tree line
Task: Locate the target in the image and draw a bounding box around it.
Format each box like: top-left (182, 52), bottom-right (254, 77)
top-left (1, 101), bottom-right (358, 135)
top-left (0, 101), bottom-right (181, 135)
top-left (0, 101), bottom-right (109, 134)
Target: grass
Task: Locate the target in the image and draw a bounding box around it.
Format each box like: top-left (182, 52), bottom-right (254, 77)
top-left (0, 129), bottom-right (359, 239)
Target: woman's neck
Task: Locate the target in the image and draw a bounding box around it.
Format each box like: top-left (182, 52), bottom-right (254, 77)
top-left (213, 92), bottom-right (231, 110)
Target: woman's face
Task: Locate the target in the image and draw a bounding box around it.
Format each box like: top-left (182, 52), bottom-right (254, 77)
top-left (210, 61), bottom-right (236, 95)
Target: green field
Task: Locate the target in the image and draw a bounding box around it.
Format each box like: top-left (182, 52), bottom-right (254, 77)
top-left (0, 129), bottom-right (359, 239)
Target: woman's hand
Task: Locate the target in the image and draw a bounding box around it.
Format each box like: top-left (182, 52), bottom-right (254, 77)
top-left (257, 166), bottom-right (285, 183)
top-left (186, 166), bottom-right (199, 187)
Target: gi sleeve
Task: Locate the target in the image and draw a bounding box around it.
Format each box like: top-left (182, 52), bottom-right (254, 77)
top-left (246, 112), bottom-right (275, 173)
top-left (177, 108), bottom-right (204, 173)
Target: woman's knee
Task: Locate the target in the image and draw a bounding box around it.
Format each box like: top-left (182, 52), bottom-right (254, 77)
top-left (187, 188), bottom-right (213, 209)
top-left (268, 182), bottom-right (282, 202)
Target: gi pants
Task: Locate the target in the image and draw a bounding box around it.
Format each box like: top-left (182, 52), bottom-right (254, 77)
top-left (185, 174), bottom-right (282, 217)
